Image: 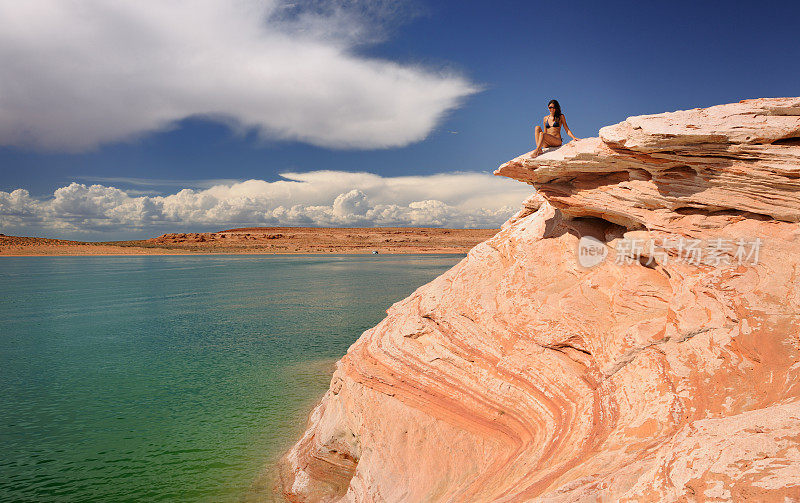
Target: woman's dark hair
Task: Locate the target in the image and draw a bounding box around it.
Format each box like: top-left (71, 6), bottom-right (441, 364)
top-left (549, 99), bottom-right (562, 119)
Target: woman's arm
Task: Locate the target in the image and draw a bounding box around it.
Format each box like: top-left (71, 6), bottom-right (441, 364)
top-left (561, 115), bottom-right (580, 141)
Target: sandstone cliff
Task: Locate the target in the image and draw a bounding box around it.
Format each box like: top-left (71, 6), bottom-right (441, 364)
top-left (279, 98), bottom-right (800, 502)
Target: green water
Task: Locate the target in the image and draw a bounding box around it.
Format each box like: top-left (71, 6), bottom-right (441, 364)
top-left (0, 254), bottom-right (462, 502)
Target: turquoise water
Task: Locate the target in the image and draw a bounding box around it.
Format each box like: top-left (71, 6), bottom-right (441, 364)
top-left (0, 255), bottom-right (462, 502)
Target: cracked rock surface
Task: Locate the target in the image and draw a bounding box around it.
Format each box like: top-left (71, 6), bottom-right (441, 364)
top-left (279, 98), bottom-right (800, 502)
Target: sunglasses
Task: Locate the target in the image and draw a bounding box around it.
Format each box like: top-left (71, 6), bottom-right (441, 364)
top-left (548, 106), bottom-right (555, 109)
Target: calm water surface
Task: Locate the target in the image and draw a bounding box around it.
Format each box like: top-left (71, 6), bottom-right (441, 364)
top-left (0, 255), bottom-right (462, 502)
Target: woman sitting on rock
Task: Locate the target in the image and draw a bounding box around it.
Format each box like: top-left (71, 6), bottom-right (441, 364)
top-left (532, 99), bottom-right (579, 157)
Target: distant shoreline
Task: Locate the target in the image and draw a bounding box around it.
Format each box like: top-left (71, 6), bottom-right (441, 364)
top-left (0, 227), bottom-right (498, 256)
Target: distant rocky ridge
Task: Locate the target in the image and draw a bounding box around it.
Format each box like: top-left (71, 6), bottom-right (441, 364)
top-left (145, 227), bottom-right (496, 253)
top-left (279, 98), bottom-right (800, 501)
top-left (0, 228), bottom-right (495, 255)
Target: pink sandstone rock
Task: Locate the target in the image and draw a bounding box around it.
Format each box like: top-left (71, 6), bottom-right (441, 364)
top-left (278, 98), bottom-right (800, 502)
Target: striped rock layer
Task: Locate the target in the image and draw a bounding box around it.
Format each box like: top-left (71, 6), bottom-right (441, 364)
top-left (279, 98), bottom-right (800, 502)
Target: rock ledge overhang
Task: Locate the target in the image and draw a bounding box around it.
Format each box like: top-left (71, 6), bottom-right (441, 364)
top-left (495, 97), bottom-right (800, 230)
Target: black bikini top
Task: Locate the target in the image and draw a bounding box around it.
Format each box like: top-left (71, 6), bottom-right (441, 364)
top-left (545, 116), bottom-right (560, 128)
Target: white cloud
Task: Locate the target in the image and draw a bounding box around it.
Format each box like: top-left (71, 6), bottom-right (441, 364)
top-left (0, 171), bottom-right (532, 238)
top-left (0, 0), bottom-right (478, 151)
top-left (76, 176), bottom-right (243, 189)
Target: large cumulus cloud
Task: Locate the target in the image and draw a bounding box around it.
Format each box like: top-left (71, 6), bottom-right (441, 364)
top-left (0, 171), bottom-right (532, 238)
top-left (0, 0), bottom-right (478, 151)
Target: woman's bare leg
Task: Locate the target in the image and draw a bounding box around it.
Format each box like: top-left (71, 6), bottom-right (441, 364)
top-left (532, 128), bottom-right (562, 157)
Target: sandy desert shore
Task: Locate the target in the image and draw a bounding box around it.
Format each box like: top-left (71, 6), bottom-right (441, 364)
top-left (0, 227), bottom-right (499, 256)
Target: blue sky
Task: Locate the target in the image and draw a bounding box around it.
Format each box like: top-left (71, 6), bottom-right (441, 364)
top-left (1, 0), bottom-right (798, 239)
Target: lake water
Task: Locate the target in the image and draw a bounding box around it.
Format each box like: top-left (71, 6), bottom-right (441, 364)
top-left (0, 255), bottom-right (462, 502)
